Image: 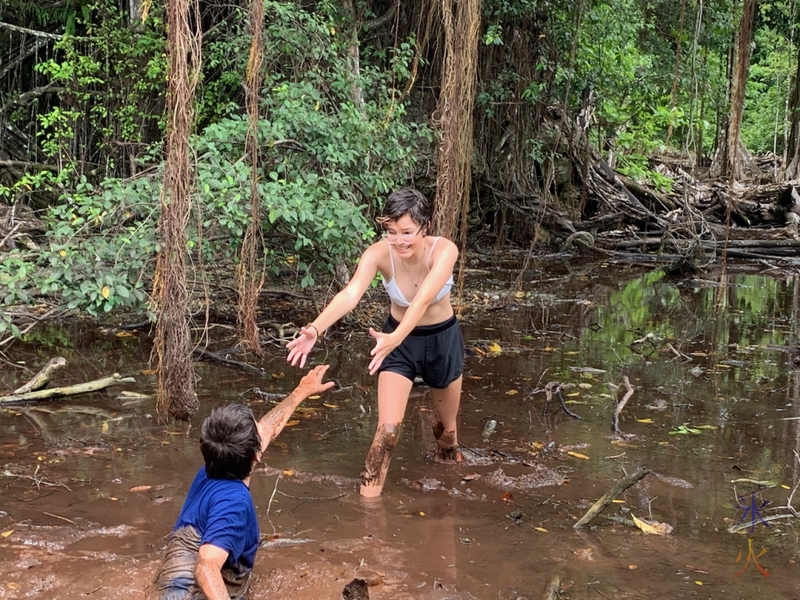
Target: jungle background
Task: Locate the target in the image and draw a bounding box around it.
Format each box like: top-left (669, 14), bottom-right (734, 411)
top-left (2, 0), bottom-right (800, 416)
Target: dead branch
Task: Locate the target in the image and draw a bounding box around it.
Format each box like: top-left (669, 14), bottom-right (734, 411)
top-left (612, 376), bottom-right (634, 434)
top-left (573, 467), bottom-right (650, 529)
top-left (193, 347), bottom-right (266, 375)
top-left (0, 374), bottom-right (136, 405)
top-left (13, 357), bottom-right (67, 394)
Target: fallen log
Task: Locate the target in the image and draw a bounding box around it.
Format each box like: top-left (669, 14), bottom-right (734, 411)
top-left (0, 373), bottom-right (136, 405)
top-left (573, 467), bottom-right (651, 529)
top-left (13, 357), bottom-right (66, 394)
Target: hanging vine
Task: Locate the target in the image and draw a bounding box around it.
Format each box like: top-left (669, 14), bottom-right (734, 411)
top-left (152, 0), bottom-right (201, 420)
top-left (236, 0), bottom-right (265, 354)
top-left (431, 0), bottom-right (480, 241)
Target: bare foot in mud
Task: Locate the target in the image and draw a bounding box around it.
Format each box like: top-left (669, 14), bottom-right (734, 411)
top-left (434, 447), bottom-right (464, 463)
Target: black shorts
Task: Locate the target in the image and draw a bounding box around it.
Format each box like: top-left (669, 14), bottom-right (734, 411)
top-left (378, 315), bottom-right (464, 389)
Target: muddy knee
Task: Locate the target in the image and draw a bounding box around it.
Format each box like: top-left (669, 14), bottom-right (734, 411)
top-left (361, 424), bottom-right (399, 486)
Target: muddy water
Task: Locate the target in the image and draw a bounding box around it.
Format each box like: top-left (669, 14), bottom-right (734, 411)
top-left (1, 260), bottom-right (799, 600)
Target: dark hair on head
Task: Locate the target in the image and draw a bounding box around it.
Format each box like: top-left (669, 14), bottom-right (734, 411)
top-left (377, 188), bottom-right (431, 230)
top-left (200, 404), bottom-right (261, 480)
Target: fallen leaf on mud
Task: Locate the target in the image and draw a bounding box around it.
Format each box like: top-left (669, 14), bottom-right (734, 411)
top-left (534, 527), bottom-right (548, 533)
top-left (611, 499), bottom-right (625, 504)
top-left (308, 395), bottom-right (321, 400)
top-left (115, 331), bottom-right (136, 337)
top-left (530, 441), bottom-right (545, 451)
top-left (282, 469), bottom-right (294, 476)
top-left (109, 497), bottom-right (119, 501)
top-left (782, 484), bottom-right (791, 490)
top-left (502, 492), bottom-right (514, 504)
top-left (573, 548), bottom-right (594, 561)
top-left (566, 392), bottom-right (580, 397)
top-left (636, 419), bottom-right (654, 424)
top-left (284, 420), bottom-right (300, 427)
top-left (505, 389), bottom-right (518, 395)
top-left (578, 383), bottom-right (592, 389)
top-left (566, 451), bottom-right (589, 460)
top-left (128, 485), bottom-right (152, 492)
top-left (694, 581), bottom-right (703, 586)
top-left (515, 291), bottom-right (526, 299)
top-left (461, 473), bottom-right (481, 482)
top-left (628, 564), bottom-right (637, 570)
top-left (322, 403), bottom-right (338, 408)
top-left (543, 346), bottom-right (557, 352)
top-left (141, 369), bottom-right (156, 375)
top-left (487, 342), bottom-right (502, 354)
top-left (631, 514), bottom-right (673, 536)
top-left (7, 582), bottom-right (19, 590)
top-left (1, 530), bottom-right (13, 537)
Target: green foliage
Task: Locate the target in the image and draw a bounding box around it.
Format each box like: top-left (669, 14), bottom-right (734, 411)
top-left (0, 0), bottom-right (428, 320)
top-left (30, 0), bottom-right (166, 178)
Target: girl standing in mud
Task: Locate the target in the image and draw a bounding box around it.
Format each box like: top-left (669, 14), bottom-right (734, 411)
top-left (287, 188), bottom-right (465, 498)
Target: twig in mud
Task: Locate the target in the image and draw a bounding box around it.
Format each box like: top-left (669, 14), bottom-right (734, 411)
top-left (1, 465), bottom-right (73, 493)
top-left (611, 376), bottom-right (634, 434)
top-left (543, 382), bottom-right (584, 420)
top-left (666, 342), bottom-right (692, 362)
top-left (39, 510), bottom-right (75, 524)
top-left (277, 490), bottom-right (347, 501)
top-left (727, 513), bottom-right (796, 533)
top-left (265, 474), bottom-right (281, 537)
top-left (573, 467), bottom-right (650, 529)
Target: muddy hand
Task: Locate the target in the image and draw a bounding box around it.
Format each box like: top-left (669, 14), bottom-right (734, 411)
top-left (368, 328), bottom-right (398, 375)
top-left (286, 325), bottom-right (318, 368)
top-left (295, 364), bottom-right (335, 397)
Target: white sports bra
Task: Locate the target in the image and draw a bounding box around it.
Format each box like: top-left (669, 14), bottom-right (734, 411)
top-left (382, 237), bottom-right (454, 308)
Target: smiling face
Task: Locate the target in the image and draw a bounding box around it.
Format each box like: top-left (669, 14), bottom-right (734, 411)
top-left (383, 214), bottom-right (425, 256)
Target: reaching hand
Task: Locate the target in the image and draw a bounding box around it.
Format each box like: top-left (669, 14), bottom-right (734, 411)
top-left (295, 364), bottom-right (336, 397)
top-left (286, 325), bottom-right (318, 368)
top-left (367, 327), bottom-right (399, 375)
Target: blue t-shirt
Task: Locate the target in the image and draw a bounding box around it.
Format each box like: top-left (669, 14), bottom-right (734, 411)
top-left (174, 468), bottom-right (259, 573)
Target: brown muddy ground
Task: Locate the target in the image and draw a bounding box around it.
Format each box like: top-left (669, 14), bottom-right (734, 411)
top-left (1, 257), bottom-right (799, 599)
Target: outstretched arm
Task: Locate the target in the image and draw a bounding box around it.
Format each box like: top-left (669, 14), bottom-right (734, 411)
top-left (257, 364), bottom-right (335, 452)
top-left (286, 244), bottom-right (382, 368)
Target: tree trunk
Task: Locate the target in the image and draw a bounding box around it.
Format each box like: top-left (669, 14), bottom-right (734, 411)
top-left (665, 0), bottom-right (688, 143)
top-left (153, 0), bottom-right (201, 421)
top-left (784, 43), bottom-right (800, 179)
top-left (711, 0), bottom-right (756, 181)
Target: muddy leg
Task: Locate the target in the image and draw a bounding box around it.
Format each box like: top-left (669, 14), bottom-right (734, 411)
top-left (430, 376), bottom-right (462, 461)
top-left (360, 372), bottom-right (412, 498)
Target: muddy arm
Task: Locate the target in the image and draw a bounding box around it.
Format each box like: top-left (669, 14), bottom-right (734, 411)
top-left (194, 544), bottom-right (229, 600)
top-left (257, 365), bottom-right (334, 452)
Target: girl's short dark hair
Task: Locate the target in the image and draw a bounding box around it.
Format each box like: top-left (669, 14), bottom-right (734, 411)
top-left (200, 404), bottom-right (261, 480)
top-left (377, 188), bottom-right (432, 229)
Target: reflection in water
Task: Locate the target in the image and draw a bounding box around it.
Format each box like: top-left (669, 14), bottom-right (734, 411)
top-left (1, 265), bottom-right (800, 598)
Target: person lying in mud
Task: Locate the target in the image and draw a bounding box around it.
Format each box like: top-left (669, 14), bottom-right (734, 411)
top-left (286, 188), bottom-right (465, 498)
top-left (149, 365), bottom-right (334, 600)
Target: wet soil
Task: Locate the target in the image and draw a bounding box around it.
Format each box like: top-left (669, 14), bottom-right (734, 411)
top-left (1, 257), bottom-right (799, 599)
